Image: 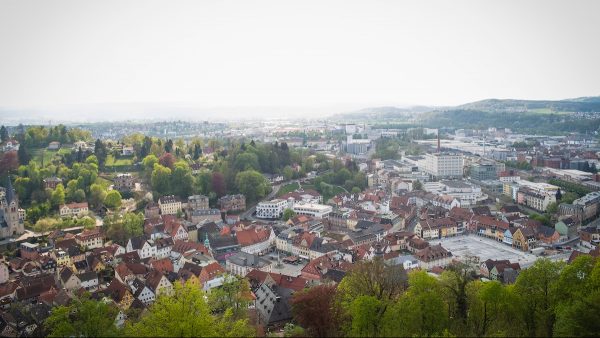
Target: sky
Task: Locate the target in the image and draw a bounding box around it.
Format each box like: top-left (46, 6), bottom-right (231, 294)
top-left (0, 0), bottom-right (599, 120)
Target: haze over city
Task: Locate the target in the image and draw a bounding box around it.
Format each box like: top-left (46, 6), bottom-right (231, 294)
top-left (1, 0), bottom-right (599, 122)
top-left (2, 1), bottom-right (600, 337)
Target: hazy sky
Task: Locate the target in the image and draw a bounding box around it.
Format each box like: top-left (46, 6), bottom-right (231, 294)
top-left (1, 0), bottom-right (599, 113)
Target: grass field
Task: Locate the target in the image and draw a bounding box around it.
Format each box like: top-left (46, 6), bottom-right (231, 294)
top-left (277, 182), bottom-right (300, 196)
top-left (31, 149), bottom-right (57, 167)
top-left (96, 177), bottom-right (114, 189)
top-left (30, 147), bottom-right (73, 167)
top-left (105, 155), bottom-right (134, 166)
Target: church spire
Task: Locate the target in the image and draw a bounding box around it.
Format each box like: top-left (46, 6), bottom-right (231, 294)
top-left (204, 233), bottom-right (211, 249)
top-left (5, 177), bottom-right (15, 204)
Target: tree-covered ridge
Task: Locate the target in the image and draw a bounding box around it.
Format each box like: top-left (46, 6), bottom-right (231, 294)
top-left (40, 256), bottom-right (600, 337)
top-left (45, 279), bottom-right (255, 337)
top-left (289, 256), bottom-right (600, 337)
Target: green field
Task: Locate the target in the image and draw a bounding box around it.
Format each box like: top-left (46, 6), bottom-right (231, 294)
top-left (30, 147), bottom-right (73, 167)
top-left (277, 182), bottom-right (300, 196)
top-left (31, 149), bottom-right (57, 167)
top-left (96, 177), bottom-right (114, 189)
top-left (105, 155), bottom-right (134, 166)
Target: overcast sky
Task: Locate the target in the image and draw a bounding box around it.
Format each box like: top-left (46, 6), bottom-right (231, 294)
top-left (0, 0), bottom-right (599, 116)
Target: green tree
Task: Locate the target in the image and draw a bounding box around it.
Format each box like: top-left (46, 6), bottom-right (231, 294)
top-left (195, 171), bottom-right (212, 195)
top-left (514, 258), bottom-right (563, 337)
top-left (234, 152), bottom-right (260, 172)
top-left (207, 276), bottom-right (252, 319)
top-left (546, 202), bottom-right (558, 214)
top-left (151, 164), bottom-right (172, 195)
top-left (171, 161), bottom-right (194, 198)
top-left (440, 260), bottom-right (478, 332)
top-left (124, 282), bottom-right (254, 337)
top-left (104, 190), bottom-right (122, 210)
top-left (94, 139), bottom-right (108, 168)
top-left (89, 183), bottom-right (107, 208)
top-left (235, 170), bottom-right (269, 203)
top-left (283, 166), bottom-right (294, 180)
top-left (71, 188), bottom-right (86, 203)
top-left (282, 208), bottom-right (296, 221)
top-left (337, 258), bottom-right (408, 337)
top-left (0, 125), bottom-right (8, 142)
top-left (123, 212), bottom-right (144, 237)
top-left (50, 184), bottom-right (65, 208)
top-left (383, 271), bottom-right (448, 337)
top-left (44, 296), bottom-right (119, 337)
top-left (17, 143), bottom-right (30, 165)
top-left (347, 295), bottom-right (384, 337)
top-left (466, 280), bottom-right (511, 336)
top-left (553, 255), bottom-right (600, 337)
top-left (142, 154), bottom-right (159, 173)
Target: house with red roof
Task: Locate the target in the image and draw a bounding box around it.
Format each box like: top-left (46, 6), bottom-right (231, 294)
top-left (199, 262), bottom-right (226, 291)
top-left (236, 225), bottom-right (275, 255)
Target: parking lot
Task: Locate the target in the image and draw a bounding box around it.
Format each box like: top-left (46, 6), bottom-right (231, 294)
top-left (431, 235), bottom-right (539, 267)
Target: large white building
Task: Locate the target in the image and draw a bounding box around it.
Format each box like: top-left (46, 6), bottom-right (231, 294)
top-left (292, 202), bottom-right (333, 219)
top-left (424, 180), bottom-right (487, 207)
top-left (420, 153), bottom-right (464, 179)
top-left (158, 195), bottom-right (182, 215)
top-left (256, 199), bottom-right (288, 219)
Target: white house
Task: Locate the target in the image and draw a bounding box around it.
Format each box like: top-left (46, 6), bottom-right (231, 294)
top-left (126, 236), bottom-right (157, 259)
top-left (0, 262), bottom-right (9, 284)
top-left (78, 271), bottom-right (99, 291)
top-left (158, 195), bottom-right (182, 215)
top-left (59, 202), bottom-right (89, 217)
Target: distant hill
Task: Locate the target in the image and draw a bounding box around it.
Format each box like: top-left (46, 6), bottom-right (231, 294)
top-left (456, 97), bottom-right (600, 113)
top-left (333, 96), bottom-right (600, 121)
top-left (333, 105), bottom-right (439, 120)
top-left (332, 96), bottom-right (600, 134)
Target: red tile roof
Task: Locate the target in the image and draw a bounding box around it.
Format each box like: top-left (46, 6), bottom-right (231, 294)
top-left (236, 226), bottom-right (271, 247)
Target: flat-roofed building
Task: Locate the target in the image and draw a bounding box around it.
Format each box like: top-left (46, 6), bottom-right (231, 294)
top-left (420, 153), bottom-right (464, 179)
top-left (256, 199), bottom-right (288, 219)
top-left (292, 202), bottom-right (333, 219)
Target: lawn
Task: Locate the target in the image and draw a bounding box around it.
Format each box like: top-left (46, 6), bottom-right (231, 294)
top-left (277, 182), bottom-right (300, 196)
top-left (96, 177), bottom-right (113, 189)
top-left (105, 155), bottom-right (134, 166)
top-left (31, 149), bottom-right (58, 167)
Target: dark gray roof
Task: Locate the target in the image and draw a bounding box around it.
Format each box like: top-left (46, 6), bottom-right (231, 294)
top-left (129, 235), bottom-right (147, 250)
top-left (78, 271), bottom-right (98, 282)
top-left (190, 209), bottom-right (221, 216)
top-left (255, 283), bottom-right (294, 325)
top-left (309, 237), bottom-right (337, 254)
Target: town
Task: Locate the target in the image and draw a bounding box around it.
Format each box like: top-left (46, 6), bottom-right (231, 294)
top-left (0, 117), bottom-right (599, 337)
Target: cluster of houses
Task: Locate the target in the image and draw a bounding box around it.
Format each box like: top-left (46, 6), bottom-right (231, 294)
top-left (0, 169), bottom-right (594, 333)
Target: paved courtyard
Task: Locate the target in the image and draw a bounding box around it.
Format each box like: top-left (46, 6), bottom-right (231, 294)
top-left (431, 235), bottom-right (539, 267)
top-left (265, 253), bottom-right (306, 277)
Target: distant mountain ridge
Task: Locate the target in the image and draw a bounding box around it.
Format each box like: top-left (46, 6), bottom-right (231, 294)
top-left (335, 96), bottom-right (600, 119)
top-left (456, 96), bottom-right (600, 112)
